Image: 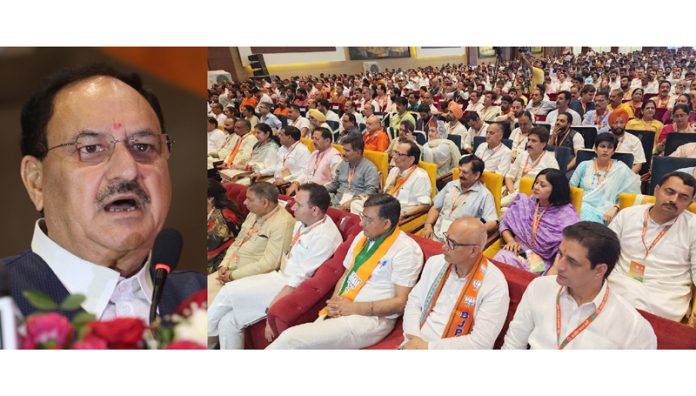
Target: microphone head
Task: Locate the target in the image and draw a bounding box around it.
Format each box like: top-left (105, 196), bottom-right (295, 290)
top-left (151, 228), bottom-right (183, 273)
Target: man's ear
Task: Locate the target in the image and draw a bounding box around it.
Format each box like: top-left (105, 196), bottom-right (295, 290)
top-left (594, 263), bottom-right (608, 280)
top-left (20, 155), bottom-right (44, 212)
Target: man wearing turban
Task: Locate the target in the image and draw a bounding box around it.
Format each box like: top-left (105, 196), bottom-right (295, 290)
top-left (609, 108), bottom-right (646, 173)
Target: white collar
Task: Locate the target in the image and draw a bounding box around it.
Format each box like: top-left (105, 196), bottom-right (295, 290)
top-left (561, 280), bottom-right (608, 309)
top-left (30, 219), bottom-right (153, 318)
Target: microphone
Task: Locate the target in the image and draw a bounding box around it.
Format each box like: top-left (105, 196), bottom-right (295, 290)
top-left (0, 264), bottom-right (20, 349)
top-left (149, 228), bottom-right (183, 323)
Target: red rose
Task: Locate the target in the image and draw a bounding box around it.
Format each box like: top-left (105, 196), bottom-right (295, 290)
top-left (71, 339), bottom-right (108, 349)
top-left (21, 312), bottom-right (74, 349)
top-left (85, 317), bottom-right (147, 349)
top-left (164, 340), bottom-right (206, 350)
top-left (174, 289), bottom-right (207, 317)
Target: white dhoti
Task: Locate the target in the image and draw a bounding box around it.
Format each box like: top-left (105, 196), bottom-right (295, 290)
top-left (266, 314), bottom-right (396, 349)
top-left (207, 271), bottom-right (286, 349)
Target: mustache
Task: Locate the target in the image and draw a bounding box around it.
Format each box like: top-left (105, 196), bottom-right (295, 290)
top-left (96, 180), bottom-right (151, 208)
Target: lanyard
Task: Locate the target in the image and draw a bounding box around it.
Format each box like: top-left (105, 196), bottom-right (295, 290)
top-left (592, 160), bottom-right (612, 187)
top-left (347, 167), bottom-right (356, 190)
top-left (236, 206), bottom-right (280, 250)
top-left (448, 189), bottom-right (472, 217)
top-left (641, 208), bottom-right (672, 260)
top-left (310, 149), bottom-right (327, 177)
top-left (282, 142), bottom-right (299, 166)
top-left (594, 110), bottom-right (607, 129)
top-left (530, 203), bottom-right (548, 247)
top-left (207, 207), bottom-right (215, 222)
top-left (555, 285), bottom-right (609, 350)
top-left (481, 144), bottom-right (502, 162)
top-left (286, 217), bottom-right (326, 255)
top-left (523, 151), bottom-right (545, 177)
top-left (554, 129), bottom-right (571, 147)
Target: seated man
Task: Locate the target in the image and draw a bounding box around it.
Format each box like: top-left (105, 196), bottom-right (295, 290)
top-left (258, 102), bottom-right (282, 132)
top-left (401, 217), bottom-right (510, 349)
top-left (286, 127), bottom-right (342, 195)
top-left (474, 122), bottom-right (512, 175)
top-left (503, 126), bottom-right (559, 207)
top-left (549, 111), bottom-right (584, 171)
top-left (609, 109), bottom-right (645, 174)
top-left (582, 90), bottom-right (612, 133)
top-left (608, 88), bottom-right (635, 119)
top-left (208, 182), bottom-right (295, 305)
top-left (218, 119), bottom-right (258, 170)
top-left (546, 90), bottom-right (582, 126)
top-left (207, 183), bottom-right (343, 349)
top-left (509, 110), bottom-right (533, 163)
top-left (389, 96), bottom-right (417, 131)
top-left (207, 116), bottom-right (226, 154)
top-left (325, 135), bottom-right (380, 210)
top-left (6, 64), bottom-right (205, 321)
top-left (670, 142), bottom-right (696, 159)
top-left (478, 91), bottom-right (501, 122)
top-left (363, 115), bottom-right (390, 152)
top-left (387, 120), bottom-right (421, 166)
top-left (525, 85), bottom-right (556, 117)
top-left (421, 155), bottom-right (498, 242)
top-left (337, 112), bottom-right (362, 143)
top-left (352, 141), bottom-right (431, 218)
top-left (608, 171), bottom-right (696, 322)
top-left (463, 111), bottom-right (489, 153)
top-left (288, 104), bottom-right (311, 137)
top-left (249, 125), bottom-right (311, 188)
top-left (502, 221), bottom-right (656, 349)
top-left (444, 101), bottom-right (468, 150)
top-left (267, 194), bottom-right (424, 349)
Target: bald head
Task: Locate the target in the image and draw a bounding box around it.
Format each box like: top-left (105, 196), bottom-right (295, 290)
top-left (450, 217), bottom-right (487, 249)
top-left (442, 216), bottom-right (487, 273)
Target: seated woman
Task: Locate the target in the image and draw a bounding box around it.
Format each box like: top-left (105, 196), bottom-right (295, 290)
top-left (657, 104), bottom-right (695, 151)
top-left (207, 179), bottom-right (244, 274)
top-left (625, 99), bottom-right (663, 151)
top-left (569, 133), bottom-right (640, 224)
top-left (628, 87), bottom-right (644, 119)
top-left (494, 168), bottom-right (580, 275)
top-left (236, 123), bottom-right (280, 185)
top-left (659, 94), bottom-right (696, 125)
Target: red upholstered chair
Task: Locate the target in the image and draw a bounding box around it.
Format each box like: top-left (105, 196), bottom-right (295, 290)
top-left (223, 182), bottom-right (249, 218)
top-left (534, 114), bottom-right (547, 122)
top-left (639, 310), bottom-right (696, 349)
top-left (547, 93), bottom-right (558, 102)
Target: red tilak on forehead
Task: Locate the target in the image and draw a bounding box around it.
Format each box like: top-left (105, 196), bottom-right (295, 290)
top-left (113, 122), bottom-right (123, 129)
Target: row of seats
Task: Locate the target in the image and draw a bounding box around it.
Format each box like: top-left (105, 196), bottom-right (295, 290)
top-left (220, 182), bottom-right (696, 350)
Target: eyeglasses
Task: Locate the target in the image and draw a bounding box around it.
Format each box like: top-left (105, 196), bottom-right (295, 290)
top-left (46, 131), bottom-right (174, 164)
top-left (443, 232), bottom-right (478, 250)
top-left (393, 151), bottom-right (409, 157)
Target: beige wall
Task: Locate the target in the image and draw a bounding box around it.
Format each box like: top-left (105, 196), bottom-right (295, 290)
top-left (231, 48), bottom-right (470, 79)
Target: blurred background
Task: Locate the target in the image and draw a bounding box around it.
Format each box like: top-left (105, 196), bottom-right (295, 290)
top-left (0, 47), bottom-right (206, 272)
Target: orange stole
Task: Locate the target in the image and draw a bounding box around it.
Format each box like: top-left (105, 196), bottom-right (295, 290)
top-left (318, 228), bottom-right (402, 317)
top-left (420, 255), bottom-right (488, 338)
top-left (386, 166), bottom-right (417, 196)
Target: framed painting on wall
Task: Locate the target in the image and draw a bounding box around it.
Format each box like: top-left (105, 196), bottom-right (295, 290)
top-left (348, 47), bottom-right (411, 60)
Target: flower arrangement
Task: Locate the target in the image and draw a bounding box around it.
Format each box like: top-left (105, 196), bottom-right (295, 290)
top-left (19, 289), bottom-right (207, 349)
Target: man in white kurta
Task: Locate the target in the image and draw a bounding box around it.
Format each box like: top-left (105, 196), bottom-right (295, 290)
top-left (474, 123), bottom-right (512, 175)
top-left (503, 221), bottom-right (656, 349)
top-left (207, 184), bottom-right (343, 349)
top-left (267, 194), bottom-right (424, 349)
top-left (503, 127), bottom-right (559, 207)
top-left (401, 218), bottom-right (509, 349)
top-left (607, 173), bottom-right (696, 322)
top-left (253, 126), bottom-right (311, 185)
top-left (351, 141), bottom-right (432, 217)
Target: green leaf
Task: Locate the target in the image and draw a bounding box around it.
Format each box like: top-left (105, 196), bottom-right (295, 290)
top-left (60, 294), bottom-right (86, 311)
top-left (22, 290), bottom-right (59, 311)
top-left (72, 311), bottom-right (96, 330)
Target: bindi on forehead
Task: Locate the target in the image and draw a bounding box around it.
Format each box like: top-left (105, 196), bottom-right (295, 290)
top-left (113, 122), bottom-right (123, 130)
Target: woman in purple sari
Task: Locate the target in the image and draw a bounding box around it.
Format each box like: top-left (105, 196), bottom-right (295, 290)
top-left (493, 168), bottom-right (580, 274)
